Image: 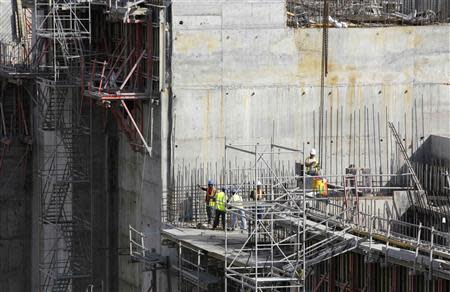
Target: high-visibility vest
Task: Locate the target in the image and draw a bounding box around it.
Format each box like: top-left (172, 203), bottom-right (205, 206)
top-left (208, 199), bottom-right (216, 207)
top-left (230, 194), bottom-right (243, 208)
top-left (306, 157), bottom-right (319, 174)
top-left (215, 191), bottom-right (227, 211)
top-left (206, 187), bottom-right (216, 207)
top-left (313, 178), bottom-right (328, 196)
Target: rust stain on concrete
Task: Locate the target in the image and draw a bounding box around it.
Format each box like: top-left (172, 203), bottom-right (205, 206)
top-left (175, 31), bottom-right (221, 54)
top-left (346, 74), bottom-right (357, 110)
top-left (294, 29), bottom-right (322, 81)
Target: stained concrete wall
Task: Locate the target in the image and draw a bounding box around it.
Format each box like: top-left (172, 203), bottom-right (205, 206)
top-left (115, 1), bottom-right (449, 291)
top-left (116, 100), bottom-right (167, 291)
top-left (170, 0), bottom-right (450, 178)
top-left (0, 86), bottom-right (31, 291)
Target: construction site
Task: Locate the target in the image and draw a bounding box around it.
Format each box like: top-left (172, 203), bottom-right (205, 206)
top-left (0, 0), bottom-right (449, 291)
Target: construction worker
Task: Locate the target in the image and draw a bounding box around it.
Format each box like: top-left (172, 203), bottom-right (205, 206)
top-left (305, 148), bottom-right (319, 176)
top-left (250, 181), bottom-right (265, 201)
top-left (197, 179), bottom-right (216, 225)
top-left (228, 189), bottom-right (247, 231)
top-left (213, 187), bottom-right (227, 230)
top-left (250, 181), bottom-right (265, 219)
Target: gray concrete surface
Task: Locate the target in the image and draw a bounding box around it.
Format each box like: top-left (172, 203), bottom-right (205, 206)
top-left (0, 0), bottom-right (14, 43)
top-left (170, 0), bottom-right (450, 178)
top-left (412, 135), bottom-right (450, 164)
top-left (117, 101), bottom-right (166, 291)
top-left (0, 86), bottom-right (31, 292)
top-left (124, 1), bottom-right (449, 290)
top-left (22, 0), bottom-right (449, 291)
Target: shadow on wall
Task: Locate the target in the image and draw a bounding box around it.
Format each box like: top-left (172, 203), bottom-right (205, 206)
top-left (385, 135), bottom-right (450, 198)
top-left (385, 135), bottom-right (450, 227)
top-left (411, 135), bottom-right (450, 165)
top-left (410, 135), bottom-right (450, 199)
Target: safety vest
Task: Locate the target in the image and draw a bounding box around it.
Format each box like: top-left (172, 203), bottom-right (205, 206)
top-left (230, 194), bottom-right (243, 208)
top-left (306, 157), bottom-right (319, 174)
top-left (313, 178), bottom-right (328, 196)
top-left (215, 191), bottom-right (227, 211)
top-left (206, 187), bottom-right (216, 207)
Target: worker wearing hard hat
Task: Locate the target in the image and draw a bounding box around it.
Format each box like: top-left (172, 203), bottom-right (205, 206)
top-left (250, 181), bottom-right (265, 201)
top-left (197, 179), bottom-right (216, 225)
top-left (305, 148), bottom-right (320, 176)
top-left (213, 187), bottom-right (227, 230)
top-left (250, 181), bottom-right (265, 220)
top-left (228, 189), bottom-right (247, 231)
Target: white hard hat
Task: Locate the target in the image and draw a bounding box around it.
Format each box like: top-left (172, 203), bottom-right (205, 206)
top-left (310, 148), bottom-right (316, 156)
top-left (256, 181), bottom-right (262, 186)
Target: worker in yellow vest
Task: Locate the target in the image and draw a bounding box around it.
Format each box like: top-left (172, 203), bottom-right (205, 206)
top-left (314, 178), bottom-right (328, 196)
top-left (305, 148), bottom-right (319, 176)
top-left (213, 187), bottom-right (227, 230)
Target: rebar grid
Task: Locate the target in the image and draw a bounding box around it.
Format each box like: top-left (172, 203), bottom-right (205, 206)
top-left (161, 140), bottom-right (450, 290)
top-left (287, 0), bottom-right (449, 27)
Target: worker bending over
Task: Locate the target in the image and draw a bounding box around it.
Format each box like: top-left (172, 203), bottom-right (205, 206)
top-left (213, 187), bottom-right (227, 230)
top-left (197, 179), bottom-right (216, 225)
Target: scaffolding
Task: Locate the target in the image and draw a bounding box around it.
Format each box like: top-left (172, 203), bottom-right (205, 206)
top-left (34, 0), bottom-right (93, 290)
top-left (129, 225), bottom-right (167, 271)
top-left (83, 4), bottom-right (165, 155)
top-left (222, 143), bottom-right (359, 290)
top-left (160, 136), bottom-right (450, 290)
top-left (221, 142), bottom-right (450, 290)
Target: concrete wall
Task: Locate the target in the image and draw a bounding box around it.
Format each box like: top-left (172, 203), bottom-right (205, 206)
top-left (116, 100), bottom-right (167, 291)
top-left (0, 141), bottom-right (31, 292)
top-left (412, 134), bottom-right (450, 164)
top-left (0, 86), bottom-right (31, 291)
top-left (0, 0), bottom-right (14, 43)
top-left (170, 0), bottom-right (450, 178)
top-left (114, 1), bottom-right (449, 290)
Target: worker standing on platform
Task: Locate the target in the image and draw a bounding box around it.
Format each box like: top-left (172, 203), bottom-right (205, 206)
top-left (305, 148), bottom-right (319, 176)
top-left (197, 179), bottom-right (216, 225)
top-left (228, 189), bottom-right (247, 232)
top-left (250, 181), bottom-right (265, 220)
top-left (213, 187), bottom-right (227, 230)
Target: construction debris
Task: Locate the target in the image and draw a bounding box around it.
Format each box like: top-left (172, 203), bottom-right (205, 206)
top-left (287, 0), bottom-right (448, 27)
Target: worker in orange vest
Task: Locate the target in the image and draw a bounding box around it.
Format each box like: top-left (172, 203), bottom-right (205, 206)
top-left (198, 179), bottom-right (216, 225)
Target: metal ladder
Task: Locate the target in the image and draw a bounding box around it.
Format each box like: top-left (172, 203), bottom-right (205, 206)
top-left (388, 122), bottom-right (423, 191)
